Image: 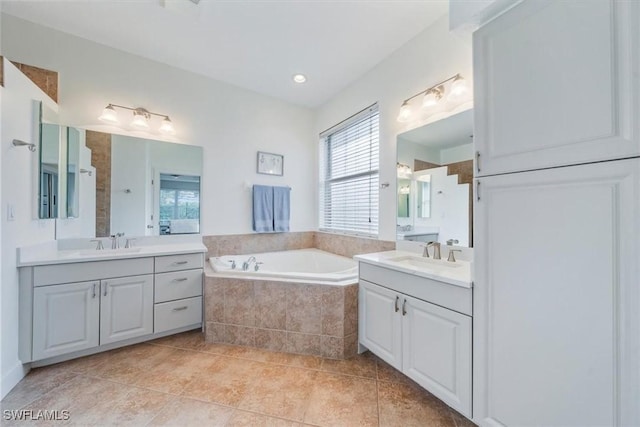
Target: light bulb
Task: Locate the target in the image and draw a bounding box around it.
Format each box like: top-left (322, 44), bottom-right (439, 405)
top-left (397, 101), bottom-right (412, 122)
top-left (159, 117), bottom-right (175, 135)
top-left (98, 105), bottom-right (118, 123)
top-left (450, 75), bottom-right (468, 97)
top-left (422, 88), bottom-right (443, 109)
top-left (130, 110), bottom-right (150, 130)
top-left (293, 74), bottom-right (307, 83)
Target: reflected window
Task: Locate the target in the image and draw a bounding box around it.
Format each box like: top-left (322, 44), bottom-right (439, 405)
top-left (159, 174), bottom-right (200, 235)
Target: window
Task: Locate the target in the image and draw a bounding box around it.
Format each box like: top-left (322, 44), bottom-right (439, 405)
top-left (159, 174), bottom-right (200, 235)
top-left (319, 104), bottom-right (379, 236)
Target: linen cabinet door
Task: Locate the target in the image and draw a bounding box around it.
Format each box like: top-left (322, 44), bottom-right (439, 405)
top-left (473, 159), bottom-right (640, 426)
top-left (33, 281), bottom-right (100, 360)
top-left (473, 0), bottom-right (640, 176)
top-left (100, 274), bottom-right (153, 345)
top-left (359, 280), bottom-right (403, 370)
top-left (401, 295), bottom-right (472, 418)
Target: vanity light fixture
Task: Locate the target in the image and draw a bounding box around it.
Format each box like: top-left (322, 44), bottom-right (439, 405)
top-left (396, 74), bottom-right (468, 122)
top-left (12, 139), bottom-right (37, 152)
top-left (98, 104), bottom-right (176, 135)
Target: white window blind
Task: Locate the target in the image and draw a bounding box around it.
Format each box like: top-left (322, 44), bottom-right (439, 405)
top-left (319, 105), bottom-right (379, 236)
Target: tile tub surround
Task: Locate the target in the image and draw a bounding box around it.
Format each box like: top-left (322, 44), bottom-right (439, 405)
top-left (205, 277), bottom-right (359, 359)
top-left (203, 231), bottom-right (395, 260)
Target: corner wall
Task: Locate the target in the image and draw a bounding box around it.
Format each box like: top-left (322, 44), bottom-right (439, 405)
top-left (315, 15), bottom-right (472, 241)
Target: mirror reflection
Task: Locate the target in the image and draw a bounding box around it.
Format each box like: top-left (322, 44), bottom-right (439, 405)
top-left (39, 122), bottom-right (61, 219)
top-left (66, 127), bottom-right (80, 218)
top-left (85, 131), bottom-right (202, 238)
top-left (396, 109), bottom-right (474, 247)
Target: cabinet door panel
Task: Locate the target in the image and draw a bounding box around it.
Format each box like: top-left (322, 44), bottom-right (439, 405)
top-left (474, 159), bottom-right (640, 426)
top-left (33, 281), bottom-right (99, 360)
top-left (402, 295), bottom-right (472, 417)
top-left (359, 280), bottom-right (402, 370)
top-left (474, 0), bottom-right (640, 175)
top-left (100, 275), bottom-right (153, 345)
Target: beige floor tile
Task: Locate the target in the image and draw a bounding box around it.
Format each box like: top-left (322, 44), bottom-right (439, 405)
top-left (376, 357), bottom-right (414, 385)
top-left (133, 349), bottom-right (219, 394)
top-left (149, 330), bottom-right (208, 350)
top-left (304, 371), bottom-right (378, 427)
top-left (238, 365), bottom-right (317, 421)
top-left (377, 381), bottom-right (455, 427)
top-left (181, 356), bottom-right (266, 407)
top-left (0, 364), bottom-right (77, 411)
top-left (320, 351), bottom-right (377, 379)
top-left (89, 343), bottom-right (175, 385)
top-left (148, 396), bottom-right (234, 426)
top-left (227, 410), bottom-right (304, 427)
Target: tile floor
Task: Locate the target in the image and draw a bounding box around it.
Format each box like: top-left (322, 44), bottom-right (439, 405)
top-left (1, 331), bottom-right (475, 427)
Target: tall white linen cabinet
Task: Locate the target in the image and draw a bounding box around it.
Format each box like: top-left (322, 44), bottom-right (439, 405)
top-left (471, 1), bottom-right (640, 426)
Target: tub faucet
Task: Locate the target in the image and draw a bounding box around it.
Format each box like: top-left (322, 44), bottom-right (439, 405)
top-left (242, 256), bottom-right (257, 271)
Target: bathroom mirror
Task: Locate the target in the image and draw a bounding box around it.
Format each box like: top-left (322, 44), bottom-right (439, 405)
top-left (38, 102), bottom-right (63, 219)
top-left (396, 109), bottom-right (474, 247)
top-left (66, 127), bottom-right (80, 218)
top-left (82, 131), bottom-right (203, 238)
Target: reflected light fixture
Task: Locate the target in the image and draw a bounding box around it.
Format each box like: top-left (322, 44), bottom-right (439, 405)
top-left (397, 162), bottom-right (412, 178)
top-left (396, 74), bottom-right (468, 122)
top-left (98, 104), bottom-right (176, 135)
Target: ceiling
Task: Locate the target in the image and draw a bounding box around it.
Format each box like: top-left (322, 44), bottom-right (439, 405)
top-left (1, 0), bottom-right (448, 108)
top-left (399, 109), bottom-right (473, 150)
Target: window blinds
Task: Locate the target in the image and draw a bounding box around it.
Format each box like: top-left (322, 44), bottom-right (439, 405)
top-left (319, 105), bottom-right (379, 236)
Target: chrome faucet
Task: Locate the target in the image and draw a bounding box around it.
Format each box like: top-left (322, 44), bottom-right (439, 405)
top-left (447, 249), bottom-right (462, 262)
top-left (91, 239), bottom-right (104, 250)
top-left (242, 256), bottom-right (257, 271)
top-left (110, 232), bottom-right (124, 249)
top-left (446, 239), bottom-right (459, 246)
top-left (427, 241), bottom-right (441, 259)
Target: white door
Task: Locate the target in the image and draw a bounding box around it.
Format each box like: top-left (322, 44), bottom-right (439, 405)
top-left (100, 275), bottom-right (153, 345)
top-left (473, 0), bottom-right (640, 176)
top-left (33, 281), bottom-right (100, 360)
top-left (359, 280), bottom-right (402, 370)
top-left (402, 295), bottom-right (472, 418)
top-left (473, 159), bottom-right (640, 426)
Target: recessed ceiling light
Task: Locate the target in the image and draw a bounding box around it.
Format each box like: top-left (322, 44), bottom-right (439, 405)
top-left (293, 74), bottom-right (307, 83)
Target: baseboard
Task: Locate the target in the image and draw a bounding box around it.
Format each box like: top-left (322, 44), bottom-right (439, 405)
top-left (0, 361), bottom-right (30, 399)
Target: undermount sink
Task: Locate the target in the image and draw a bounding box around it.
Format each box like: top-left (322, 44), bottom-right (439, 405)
top-left (386, 255), bottom-right (462, 270)
top-left (64, 247), bottom-right (142, 257)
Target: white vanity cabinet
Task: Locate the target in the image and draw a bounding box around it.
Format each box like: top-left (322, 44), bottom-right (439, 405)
top-left (19, 250), bottom-right (204, 366)
top-left (473, 0), bottom-right (640, 177)
top-left (32, 281), bottom-right (100, 360)
top-left (358, 262), bottom-right (472, 418)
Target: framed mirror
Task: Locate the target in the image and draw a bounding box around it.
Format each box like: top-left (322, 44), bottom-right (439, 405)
top-left (396, 109), bottom-right (474, 247)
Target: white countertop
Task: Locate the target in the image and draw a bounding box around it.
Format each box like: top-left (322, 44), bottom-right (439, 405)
top-left (354, 250), bottom-right (472, 288)
top-left (18, 238), bottom-right (207, 267)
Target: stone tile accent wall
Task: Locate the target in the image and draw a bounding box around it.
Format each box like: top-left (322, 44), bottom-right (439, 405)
top-left (313, 232), bottom-right (395, 258)
top-left (86, 131), bottom-right (112, 237)
top-left (205, 277), bottom-right (359, 359)
top-left (203, 231), bottom-right (394, 259)
top-left (10, 61), bottom-right (59, 102)
top-left (203, 232), bottom-right (315, 259)
top-left (0, 56), bottom-right (4, 87)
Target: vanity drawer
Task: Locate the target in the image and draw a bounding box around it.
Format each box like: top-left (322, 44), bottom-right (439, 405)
top-left (155, 269), bottom-right (203, 303)
top-left (33, 258), bottom-right (154, 287)
top-left (154, 296), bottom-right (202, 334)
top-left (155, 253), bottom-right (203, 273)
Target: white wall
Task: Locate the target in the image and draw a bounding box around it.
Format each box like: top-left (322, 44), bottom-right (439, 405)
top-left (1, 59), bottom-right (57, 398)
top-left (397, 139), bottom-right (439, 167)
top-left (1, 13), bottom-right (317, 237)
top-left (440, 142), bottom-right (474, 164)
top-left (316, 15), bottom-right (472, 241)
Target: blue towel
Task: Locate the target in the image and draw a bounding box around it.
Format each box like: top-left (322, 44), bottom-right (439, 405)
top-left (273, 186), bottom-right (291, 232)
top-left (253, 185), bottom-right (274, 232)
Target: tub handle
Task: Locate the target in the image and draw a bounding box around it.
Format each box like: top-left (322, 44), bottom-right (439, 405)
top-left (254, 262), bottom-right (264, 272)
top-left (228, 260), bottom-right (236, 269)
top-left (394, 296), bottom-right (399, 313)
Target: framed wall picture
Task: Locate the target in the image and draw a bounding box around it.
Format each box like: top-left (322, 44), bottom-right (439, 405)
top-left (257, 151), bottom-right (284, 176)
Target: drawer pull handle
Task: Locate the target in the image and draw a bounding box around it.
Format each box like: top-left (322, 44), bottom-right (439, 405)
top-left (394, 296), bottom-right (399, 313)
top-left (172, 261), bottom-right (189, 265)
top-left (173, 306), bottom-right (188, 312)
top-left (172, 278), bottom-right (188, 282)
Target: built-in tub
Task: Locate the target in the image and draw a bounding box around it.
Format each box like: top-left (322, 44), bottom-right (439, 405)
top-left (209, 248), bottom-right (358, 285)
top-left (205, 249), bottom-right (359, 359)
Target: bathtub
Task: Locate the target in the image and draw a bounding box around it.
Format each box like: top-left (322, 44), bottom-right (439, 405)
top-left (209, 248), bottom-right (358, 285)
